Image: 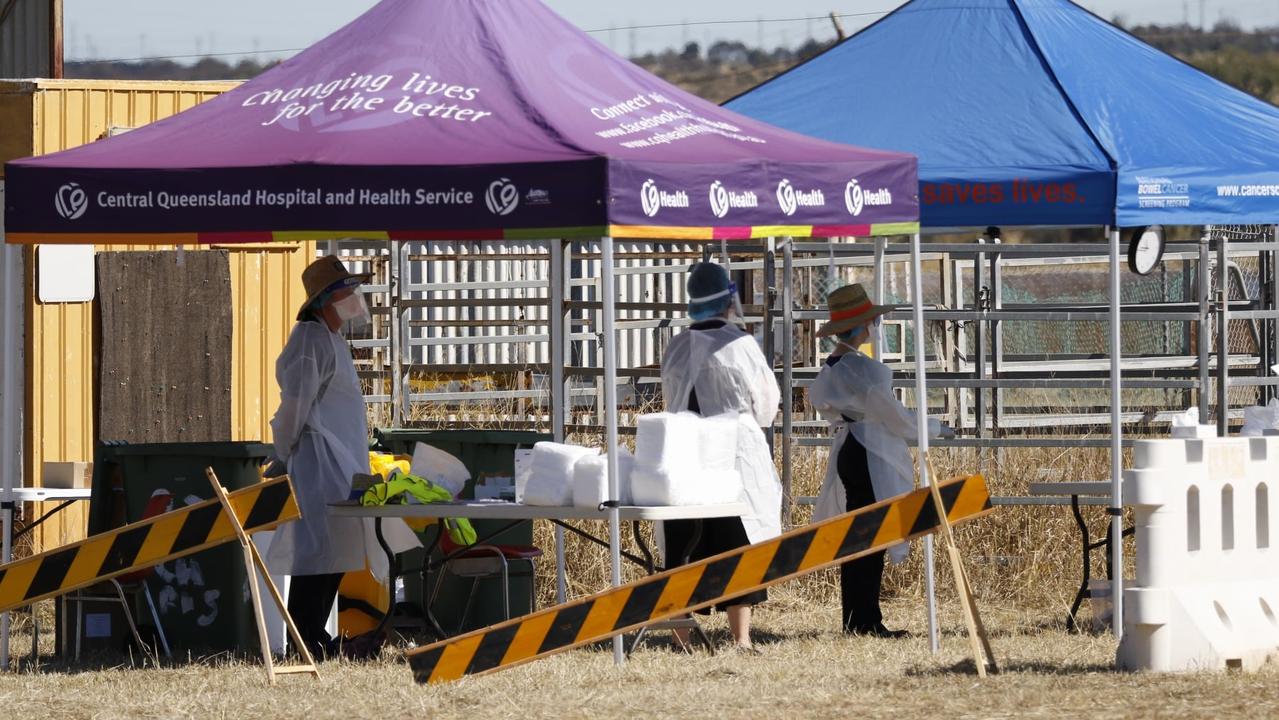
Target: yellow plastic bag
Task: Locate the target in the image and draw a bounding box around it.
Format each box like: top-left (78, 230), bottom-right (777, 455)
top-left (369, 451), bottom-right (411, 480)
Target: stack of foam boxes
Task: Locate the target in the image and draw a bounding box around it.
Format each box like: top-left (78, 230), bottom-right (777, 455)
top-left (1118, 435), bottom-right (1279, 671)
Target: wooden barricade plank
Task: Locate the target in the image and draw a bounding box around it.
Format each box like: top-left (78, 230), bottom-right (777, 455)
top-left (407, 473), bottom-right (993, 684)
top-left (0, 476), bottom-right (299, 613)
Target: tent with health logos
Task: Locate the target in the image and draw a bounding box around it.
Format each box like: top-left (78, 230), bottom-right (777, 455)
top-left (726, 0), bottom-right (1279, 643)
top-left (3, 0), bottom-right (917, 239)
top-left (725, 0), bottom-right (1279, 229)
top-left (1, 0), bottom-right (928, 668)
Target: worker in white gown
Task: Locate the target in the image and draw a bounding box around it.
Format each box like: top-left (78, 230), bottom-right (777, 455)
top-left (266, 255), bottom-right (420, 657)
top-left (660, 262), bottom-right (782, 653)
top-left (809, 283), bottom-right (942, 637)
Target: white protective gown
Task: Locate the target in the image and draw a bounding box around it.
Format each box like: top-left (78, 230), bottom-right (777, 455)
top-left (809, 349), bottom-right (937, 564)
top-left (660, 321), bottom-right (782, 544)
top-left (265, 320), bottom-right (420, 578)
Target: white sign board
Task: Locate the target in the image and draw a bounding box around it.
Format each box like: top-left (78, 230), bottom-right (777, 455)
top-left (38, 244), bottom-right (96, 303)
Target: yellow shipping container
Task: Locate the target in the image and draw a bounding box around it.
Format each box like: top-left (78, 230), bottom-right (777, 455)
top-left (0, 79), bottom-right (315, 551)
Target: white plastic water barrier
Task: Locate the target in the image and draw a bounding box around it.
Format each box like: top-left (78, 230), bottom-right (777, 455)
top-left (1118, 436), bottom-right (1279, 672)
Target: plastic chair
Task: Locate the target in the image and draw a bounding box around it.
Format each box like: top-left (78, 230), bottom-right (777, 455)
top-left (63, 489), bottom-right (172, 661)
top-left (429, 528), bottom-right (541, 635)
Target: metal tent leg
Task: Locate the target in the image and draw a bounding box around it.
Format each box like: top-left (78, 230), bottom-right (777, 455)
top-left (1108, 227), bottom-right (1125, 638)
top-left (601, 236), bottom-right (624, 666)
top-left (910, 232), bottom-right (939, 654)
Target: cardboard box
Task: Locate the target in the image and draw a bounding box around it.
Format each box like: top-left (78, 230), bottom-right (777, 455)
top-left (43, 461), bottom-right (93, 489)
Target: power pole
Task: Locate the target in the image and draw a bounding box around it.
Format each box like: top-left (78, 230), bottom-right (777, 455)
top-left (50, 0), bottom-right (63, 78)
top-left (829, 11), bottom-right (847, 40)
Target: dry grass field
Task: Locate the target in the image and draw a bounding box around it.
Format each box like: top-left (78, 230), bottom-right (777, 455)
top-left (3, 433), bottom-right (1266, 718)
top-left (4, 596), bottom-right (1278, 720)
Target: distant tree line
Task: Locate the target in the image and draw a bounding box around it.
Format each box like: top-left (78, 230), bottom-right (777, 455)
top-left (65, 24), bottom-right (1279, 105)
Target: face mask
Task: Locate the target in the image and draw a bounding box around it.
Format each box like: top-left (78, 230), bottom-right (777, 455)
top-left (332, 292), bottom-right (371, 330)
top-left (689, 306), bottom-right (724, 322)
top-left (837, 324), bottom-right (871, 349)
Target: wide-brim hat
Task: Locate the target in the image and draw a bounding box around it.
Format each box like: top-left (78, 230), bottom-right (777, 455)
top-left (816, 283), bottom-right (892, 337)
top-left (297, 255), bottom-right (372, 320)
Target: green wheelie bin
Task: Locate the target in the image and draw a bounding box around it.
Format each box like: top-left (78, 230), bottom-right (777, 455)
top-left (87, 441), bottom-right (274, 655)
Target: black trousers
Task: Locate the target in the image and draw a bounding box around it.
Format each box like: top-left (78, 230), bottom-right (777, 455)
top-left (665, 516), bottom-right (767, 612)
top-left (287, 572), bottom-right (343, 653)
top-left (837, 430), bottom-right (886, 632)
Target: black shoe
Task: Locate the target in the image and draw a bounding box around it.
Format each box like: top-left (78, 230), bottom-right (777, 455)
top-left (846, 623), bottom-right (910, 639)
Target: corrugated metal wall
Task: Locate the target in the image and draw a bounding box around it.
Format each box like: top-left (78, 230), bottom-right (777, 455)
top-left (4, 81), bottom-right (314, 551)
top-left (0, 0), bottom-right (50, 78)
top-left (227, 244), bottom-right (313, 443)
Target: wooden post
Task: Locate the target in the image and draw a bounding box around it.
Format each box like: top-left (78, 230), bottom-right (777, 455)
top-left (924, 452), bottom-right (997, 677)
top-left (205, 468), bottom-right (319, 685)
top-left (49, 0), bottom-right (63, 78)
top-left (828, 11), bottom-right (846, 40)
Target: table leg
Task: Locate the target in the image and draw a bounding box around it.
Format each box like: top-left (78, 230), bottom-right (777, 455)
top-left (631, 520), bottom-right (654, 574)
top-left (416, 525), bottom-right (445, 641)
top-left (29, 602), bottom-right (37, 665)
top-left (630, 519), bottom-right (714, 655)
top-left (11, 500), bottom-right (77, 543)
top-left (372, 518), bottom-right (401, 637)
top-left (1067, 495), bottom-right (1091, 633)
top-left (550, 520), bottom-right (650, 569)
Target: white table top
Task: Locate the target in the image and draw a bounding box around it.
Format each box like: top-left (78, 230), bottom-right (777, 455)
top-left (330, 500), bottom-right (750, 521)
top-left (5, 487), bottom-right (92, 502)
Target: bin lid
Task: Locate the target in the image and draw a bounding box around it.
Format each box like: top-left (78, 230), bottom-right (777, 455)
top-left (374, 429), bottom-right (550, 446)
top-left (105, 441), bottom-right (275, 458)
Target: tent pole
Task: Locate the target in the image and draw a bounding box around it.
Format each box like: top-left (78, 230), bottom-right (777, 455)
top-left (390, 240), bottom-right (404, 427)
top-left (873, 237), bottom-right (886, 354)
top-left (601, 236), bottom-right (624, 665)
top-left (1108, 226), bottom-right (1124, 639)
top-left (1217, 233), bottom-right (1229, 436)
top-left (975, 238), bottom-right (987, 445)
top-left (1, 242), bottom-right (24, 670)
top-left (1271, 226), bottom-right (1279, 404)
top-left (1198, 234), bottom-right (1211, 422)
top-left (763, 238), bottom-right (777, 454)
top-left (910, 232), bottom-right (939, 654)
top-left (781, 239), bottom-right (794, 527)
top-left (550, 239), bottom-right (569, 604)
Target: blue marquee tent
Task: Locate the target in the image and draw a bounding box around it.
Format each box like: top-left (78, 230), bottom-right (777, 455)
top-left (726, 0), bottom-right (1279, 229)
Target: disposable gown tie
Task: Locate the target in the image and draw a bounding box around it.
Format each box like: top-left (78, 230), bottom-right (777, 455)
top-left (808, 349), bottom-right (939, 564)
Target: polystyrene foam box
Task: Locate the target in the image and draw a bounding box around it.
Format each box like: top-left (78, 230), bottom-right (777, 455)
top-left (697, 413), bottom-right (739, 473)
top-left (634, 413), bottom-right (702, 470)
top-left (630, 466), bottom-right (742, 507)
top-left (524, 442), bottom-right (597, 506)
top-left (572, 450), bottom-right (635, 509)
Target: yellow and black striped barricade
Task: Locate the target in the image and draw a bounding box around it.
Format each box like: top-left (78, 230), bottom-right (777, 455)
top-left (0, 475), bottom-right (299, 613)
top-left (407, 473), bottom-right (993, 683)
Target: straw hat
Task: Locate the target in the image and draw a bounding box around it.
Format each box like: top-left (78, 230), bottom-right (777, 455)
top-left (816, 283), bottom-right (892, 337)
top-left (297, 255), bottom-right (372, 320)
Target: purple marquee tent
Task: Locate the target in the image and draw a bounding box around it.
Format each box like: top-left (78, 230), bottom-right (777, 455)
top-left (0, 0), bottom-right (929, 668)
top-left (3, 0), bottom-right (917, 243)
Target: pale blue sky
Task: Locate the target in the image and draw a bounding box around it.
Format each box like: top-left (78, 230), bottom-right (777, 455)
top-left (64, 0), bottom-right (1279, 63)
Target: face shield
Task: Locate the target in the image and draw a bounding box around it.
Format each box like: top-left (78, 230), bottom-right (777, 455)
top-left (332, 291), bottom-right (371, 332)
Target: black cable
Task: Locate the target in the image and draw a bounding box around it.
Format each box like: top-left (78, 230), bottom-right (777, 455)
top-left (69, 9), bottom-right (893, 64)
